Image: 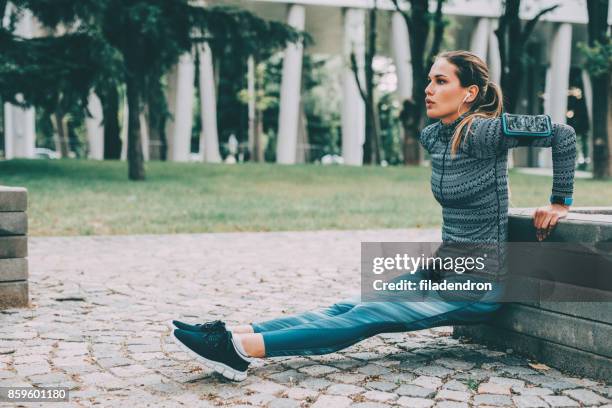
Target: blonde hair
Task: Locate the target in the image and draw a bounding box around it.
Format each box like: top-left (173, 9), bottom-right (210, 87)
top-left (436, 51), bottom-right (504, 156)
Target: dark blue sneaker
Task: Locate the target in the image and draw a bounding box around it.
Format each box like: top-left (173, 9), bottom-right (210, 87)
top-left (172, 319), bottom-right (226, 333)
top-left (173, 328), bottom-right (251, 381)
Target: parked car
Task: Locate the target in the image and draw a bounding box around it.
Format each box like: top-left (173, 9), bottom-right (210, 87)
top-left (34, 148), bottom-right (60, 159)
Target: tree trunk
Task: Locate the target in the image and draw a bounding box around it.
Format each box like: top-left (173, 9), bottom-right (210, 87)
top-left (53, 109), bottom-right (70, 158)
top-left (125, 74), bottom-right (145, 180)
top-left (592, 72), bottom-right (611, 179)
top-left (372, 104), bottom-right (382, 164)
top-left (400, 100), bottom-right (420, 165)
top-left (608, 78), bottom-right (612, 177)
top-left (254, 109), bottom-right (264, 162)
top-left (99, 83), bottom-right (122, 160)
top-left (393, 0), bottom-right (431, 165)
top-left (587, 0), bottom-right (610, 179)
top-left (403, 128), bottom-right (420, 164)
top-left (497, 0), bottom-right (523, 112)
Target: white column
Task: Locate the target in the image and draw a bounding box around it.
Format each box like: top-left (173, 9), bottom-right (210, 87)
top-left (139, 113), bottom-right (149, 162)
top-left (580, 70), bottom-right (594, 169)
top-left (541, 23), bottom-right (572, 168)
top-left (85, 93), bottom-right (104, 160)
top-left (120, 94), bottom-right (128, 161)
top-left (4, 97), bottom-right (36, 159)
top-left (165, 53), bottom-right (195, 162)
top-left (198, 43), bottom-right (221, 163)
top-left (342, 8), bottom-right (366, 166)
top-left (470, 18), bottom-right (490, 62)
top-left (488, 19), bottom-right (501, 84)
top-left (4, 9), bottom-right (36, 159)
top-left (391, 11), bottom-right (412, 102)
top-left (247, 56), bottom-right (256, 156)
top-left (581, 70), bottom-right (593, 130)
top-left (276, 4), bottom-right (306, 164)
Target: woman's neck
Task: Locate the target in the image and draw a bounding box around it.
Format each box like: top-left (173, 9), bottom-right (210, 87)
top-left (441, 109), bottom-right (471, 124)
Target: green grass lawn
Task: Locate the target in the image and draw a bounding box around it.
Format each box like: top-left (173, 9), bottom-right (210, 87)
top-left (1, 159), bottom-right (610, 236)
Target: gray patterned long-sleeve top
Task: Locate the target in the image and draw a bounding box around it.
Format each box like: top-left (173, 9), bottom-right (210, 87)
top-left (419, 113), bottom-right (577, 244)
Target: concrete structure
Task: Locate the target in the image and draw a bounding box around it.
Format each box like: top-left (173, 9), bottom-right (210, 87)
top-left (341, 8), bottom-right (366, 165)
top-left (0, 186), bottom-right (28, 309)
top-left (165, 53), bottom-right (196, 162)
top-left (276, 4), bottom-right (306, 164)
top-left (539, 22), bottom-right (573, 168)
top-left (391, 12), bottom-right (412, 102)
top-left (85, 93), bottom-right (104, 160)
top-left (2, 8), bottom-right (36, 159)
top-left (198, 43), bottom-right (222, 163)
top-left (4, 1), bottom-right (610, 167)
top-left (205, 0), bottom-right (607, 167)
top-left (455, 207), bottom-right (612, 382)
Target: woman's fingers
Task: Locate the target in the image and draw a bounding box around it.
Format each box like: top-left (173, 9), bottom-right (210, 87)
top-left (548, 213), bottom-right (560, 229)
top-left (533, 208), bottom-right (542, 228)
top-left (541, 212), bottom-right (554, 230)
top-left (534, 208), bottom-right (548, 241)
top-left (542, 213), bottom-right (558, 240)
top-left (533, 208), bottom-right (542, 241)
top-left (533, 207), bottom-right (563, 241)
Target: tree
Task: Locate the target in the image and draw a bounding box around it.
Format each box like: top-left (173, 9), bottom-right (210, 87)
top-left (8, 0), bottom-right (302, 180)
top-left (98, 80), bottom-right (122, 159)
top-left (391, 0), bottom-right (446, 165)
top-left (0, 6), bottom-right (106, 121)
top-left (237, 59), bottom-right (278, 162)
top-left (581, 0), bottom-right (611, 179)
top-left (350, 1), bottom-right (381, 165)
top-left (495, 0), bottom-right (559, 112)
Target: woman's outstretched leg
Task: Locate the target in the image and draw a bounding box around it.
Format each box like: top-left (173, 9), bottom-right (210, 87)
top-left (234, 299), bottom-right (501, 358)
top-left (173, 299), bottom-right (500, 381)
top-left (174, 297), bottom-right (359, 334)
top-left (249, 297), bottom-right (359, 333)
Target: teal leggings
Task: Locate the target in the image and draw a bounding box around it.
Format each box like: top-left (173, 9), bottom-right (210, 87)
top-left (251, 291), bottom-right (502, 357)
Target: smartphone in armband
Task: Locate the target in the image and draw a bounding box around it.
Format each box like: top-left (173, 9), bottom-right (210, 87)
top-left (501, 113), bottom-right (553, 137)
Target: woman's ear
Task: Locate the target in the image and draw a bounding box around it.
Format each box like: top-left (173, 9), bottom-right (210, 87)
top-left (466, 85), bottom-right (479, 103)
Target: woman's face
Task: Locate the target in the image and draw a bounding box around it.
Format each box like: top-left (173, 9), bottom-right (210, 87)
top-left (425, 58), bottom-right (476, 124)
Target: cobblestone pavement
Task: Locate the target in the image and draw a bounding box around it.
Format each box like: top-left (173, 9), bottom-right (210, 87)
top-left (1, 229), bottom-right (610, 408)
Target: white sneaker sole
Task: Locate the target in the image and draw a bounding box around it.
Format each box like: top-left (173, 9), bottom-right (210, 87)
top-left (172, 331), bottom-right (248, 382)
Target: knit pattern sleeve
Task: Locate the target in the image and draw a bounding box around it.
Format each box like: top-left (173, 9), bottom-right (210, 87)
top-left (418, 122), bottom-right (439, 153)
top-left (465, 115), bottom-right (577, 199)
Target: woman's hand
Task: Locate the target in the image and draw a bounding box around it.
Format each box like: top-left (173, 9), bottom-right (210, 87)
top-left (533, 204), bottom-right (570, 241)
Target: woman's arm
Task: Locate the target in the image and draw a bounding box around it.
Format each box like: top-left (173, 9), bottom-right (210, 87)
top-left (467, 114), bottom-right (577, 240)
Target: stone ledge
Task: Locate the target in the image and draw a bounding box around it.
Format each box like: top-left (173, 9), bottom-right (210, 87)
top-left (0, 212), bottom-right (28, 236)
top-left (0, 281), bottom-right (28, 309)
top-left (530, 301), bottom-right (612, 325)
top-left (0, 258), bottom-right (28, 282)
top-left (454, 324), bottom-right (612, 382)
top-left (0, 236), bottom-right (27, 258)
top-left (508, 208), bottom-right (612, 241)
top-left (0, 186), bottom-right (27, 212)
top-left (483, 303), bottom-right (612, 358)
top-left (455, 207), bottom-right (612, 383)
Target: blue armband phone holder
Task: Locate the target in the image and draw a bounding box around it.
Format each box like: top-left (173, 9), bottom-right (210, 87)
top-left (501, 113), bottom-right (553, 137)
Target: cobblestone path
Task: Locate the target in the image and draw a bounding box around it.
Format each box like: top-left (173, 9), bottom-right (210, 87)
top-left (1, 230), bottom-right (610, 407)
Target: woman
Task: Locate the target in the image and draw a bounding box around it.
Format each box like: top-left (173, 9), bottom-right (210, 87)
top-left (172, 50), bottom-right (576, 381)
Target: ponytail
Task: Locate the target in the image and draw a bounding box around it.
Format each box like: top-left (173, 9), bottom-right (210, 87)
top-left (434, 51), bottom-right (504, 156)
top-left (450, 81), bottom-right (503, 156)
